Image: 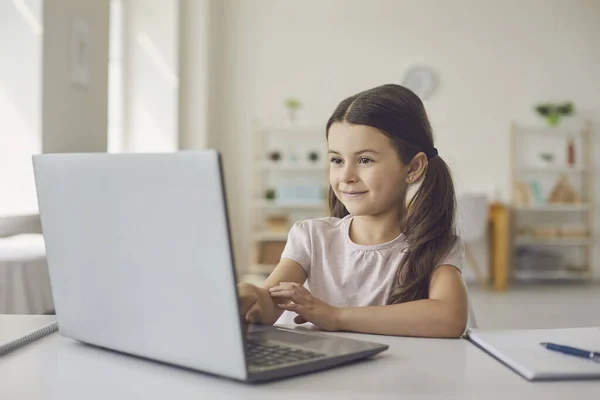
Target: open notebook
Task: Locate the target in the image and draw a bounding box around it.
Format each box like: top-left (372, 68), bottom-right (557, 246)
top-left (466, 327), bottom-right (600, 381)
top-left (0, 315), bottom-right (58, 356)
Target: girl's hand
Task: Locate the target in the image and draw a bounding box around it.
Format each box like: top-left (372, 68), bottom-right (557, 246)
top-left (237, 282), bottom-right (282, 326)
top-left (237, 282), bottom-right (262, 324)
top-left (269, 282), bottom-right (342, 331)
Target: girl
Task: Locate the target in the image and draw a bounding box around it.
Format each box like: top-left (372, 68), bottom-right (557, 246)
top-left (238, 84), bottom-right (468, 338)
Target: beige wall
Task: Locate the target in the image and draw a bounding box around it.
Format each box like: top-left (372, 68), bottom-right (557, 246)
top-left (42, 0), bottom-right (110, 153)
top-left (207, 0), bottom-right (600, 277)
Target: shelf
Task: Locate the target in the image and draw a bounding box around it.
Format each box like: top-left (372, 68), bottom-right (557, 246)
top-left (261, 126), bottom-right (324, 135)
top-left (515, 237), bottom-right (592, 246)
top-left (514, 203), bottom-right (591, 212)
top-left (257, 161), bottom-right (326, 171)
top-left (517, 166), bottom-right (589, 173)
top-left (248, 263), bottom-right (277, 275)
top-left (513, 268), bottom-right (590, 281)
top-left (253, 231), bottom-right (288, 241)
top-left (255, 200), bottom-right (325, 210)
top-left (514, 126), bottom-right (586, 137)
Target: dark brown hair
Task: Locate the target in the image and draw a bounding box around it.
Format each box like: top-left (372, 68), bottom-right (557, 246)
top-left (326, 84), bottom-right (458, 304)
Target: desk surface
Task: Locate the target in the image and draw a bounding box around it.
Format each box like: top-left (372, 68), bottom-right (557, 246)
top-left (0, 315), bottom-right (597, 400)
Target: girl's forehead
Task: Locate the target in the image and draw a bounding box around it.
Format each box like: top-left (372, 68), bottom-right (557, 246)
top-left (328, 122), bottom-right (392, 150)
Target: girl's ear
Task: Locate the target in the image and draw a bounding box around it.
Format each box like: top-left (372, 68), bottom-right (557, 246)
top-left (405, 152), bottom-right (428, 184)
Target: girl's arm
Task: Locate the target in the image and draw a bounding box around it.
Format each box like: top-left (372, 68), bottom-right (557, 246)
top-left (237, 259), bottom-right (307, 325)
top-left (336, 265), bottom-right (468, 338)
top-left (271, 264), bottom-right (468, 338)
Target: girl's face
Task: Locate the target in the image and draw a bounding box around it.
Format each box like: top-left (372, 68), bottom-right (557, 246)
top-left (328, 122), bottom-right (408, 217)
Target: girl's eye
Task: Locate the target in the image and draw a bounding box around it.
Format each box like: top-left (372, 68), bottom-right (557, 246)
top-left (330, 157), bottom-right (343, 165)
top-left (358, 157), bottom-right (373, 164)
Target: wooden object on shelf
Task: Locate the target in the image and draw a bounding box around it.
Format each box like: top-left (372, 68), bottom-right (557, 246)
top-left (257, 241), bottom-right (286, 265)
top-left (488, 202), bottom-right (510, 292)
top-left (559, 226), bottom-right (588, 238)
top-left (532, 226), bottom-right (559, 238)
top-left (547, 174), bottom-right (580, 204)
top-left (265, 215), bottom-right (289, 232)
top-left (513, 181), bottom-right (532, 206)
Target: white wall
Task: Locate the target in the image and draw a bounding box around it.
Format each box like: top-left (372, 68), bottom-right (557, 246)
top-left (123, 0), bottom-right (179, 152)
top-left (42, 0), bottom-right (110, 153)
top-left (0, 0), bottom-right (42, 215)
top-left (209, 0), bottom-right (600, 277)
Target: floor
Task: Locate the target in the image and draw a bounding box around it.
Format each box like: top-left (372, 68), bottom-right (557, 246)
top-left (467, 283), bottom-right (600, 329)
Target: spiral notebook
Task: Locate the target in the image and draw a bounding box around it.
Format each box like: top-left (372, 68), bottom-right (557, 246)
top-left (0, 315), bottom-right (58, 356)
top-left (466, 327), bottom-right (600, 381)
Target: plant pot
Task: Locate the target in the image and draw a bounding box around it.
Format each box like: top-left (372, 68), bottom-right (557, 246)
top-left (546, 114), bottom-right (560, 127)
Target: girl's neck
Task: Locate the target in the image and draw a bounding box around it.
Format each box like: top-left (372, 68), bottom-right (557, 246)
top-left (349, 212), bottom-right (403, 246)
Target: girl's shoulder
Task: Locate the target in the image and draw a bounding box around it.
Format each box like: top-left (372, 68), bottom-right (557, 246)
top-left (291, 215), bottom-right (350, 238)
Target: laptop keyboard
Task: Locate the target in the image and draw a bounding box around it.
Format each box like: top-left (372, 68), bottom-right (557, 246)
top-left (246, 342), bottom-right (325, 368)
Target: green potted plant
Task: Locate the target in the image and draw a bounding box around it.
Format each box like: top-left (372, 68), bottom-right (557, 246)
top-left (264, 188), bottom-right (276, 201)
top-left (283, 97), bottom-right (303, 123)
top-left (534, 102), bottom-right (574, 127)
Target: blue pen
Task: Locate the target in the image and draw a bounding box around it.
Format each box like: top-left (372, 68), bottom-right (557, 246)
top-left (540, 342), bottom-right (600, 363)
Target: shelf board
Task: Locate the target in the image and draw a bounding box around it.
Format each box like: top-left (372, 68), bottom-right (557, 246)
top-left (513, 268), bottom-right (591, 281)
top-left (261, 126), bottom-right (324, 135)
top-left (248, 263), bottom-right (277, 275)
top-left (257, 161), bottom-right (326, 171)
top-left (515, 237), bottom-right (592, 246)
top-left (253, 231), bottom-right (288, 241)
top-left (517, 166), bottom-right (589, 173)
top-left (255, 200), bottom-right (325, 210)
top-left (514, 203), bottom-right (591, 212)
top-left (514, 126), bottom-right (586, 137)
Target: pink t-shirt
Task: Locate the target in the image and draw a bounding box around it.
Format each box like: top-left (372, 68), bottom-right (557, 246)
top-left (280, 215), bottom-right (464, 307)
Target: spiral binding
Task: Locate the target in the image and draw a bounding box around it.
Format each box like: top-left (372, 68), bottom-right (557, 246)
top-left (0, 322), bottom-right (58, 356)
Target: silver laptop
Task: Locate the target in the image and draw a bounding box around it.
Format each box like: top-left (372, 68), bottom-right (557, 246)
top-left (32, 150), bottom-right (387, 382)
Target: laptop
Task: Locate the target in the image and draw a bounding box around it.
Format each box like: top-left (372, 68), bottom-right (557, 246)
top-left (32, 150), bottom-right (388, 382)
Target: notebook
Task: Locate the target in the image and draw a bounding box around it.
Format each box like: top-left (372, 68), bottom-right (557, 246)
top-left (0, 315), bottom-right (58, 356)
top-left (466, 327), bottom-right (600, 381)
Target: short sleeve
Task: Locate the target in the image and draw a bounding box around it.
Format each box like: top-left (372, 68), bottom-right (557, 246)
top-left (437, 237), bottom-right (464, 272)
top-left (280, 221), bottom-right (312, 273)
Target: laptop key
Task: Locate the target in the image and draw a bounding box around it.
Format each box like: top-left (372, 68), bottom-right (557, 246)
top-left (246, 342), bottom-right (325, 368)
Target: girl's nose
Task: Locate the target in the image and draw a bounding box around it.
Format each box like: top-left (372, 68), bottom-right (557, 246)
top-left (340, 165), bottom-right (358, 184)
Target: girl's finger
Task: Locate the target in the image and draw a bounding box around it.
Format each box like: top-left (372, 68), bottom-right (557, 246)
top-left (245, 304), bottom-right (261, 323)
top-left (294, 315), bottom-right (308, 324)
top-left (269, 289), bottom-right (295, 298)
top-left (279, 303), bottom-right (307, 318)
top-left (270, 282), bottom-right (296, 291)
top-left (270, 289), bottom-right (305, 304)
top-left (268, 286), bottom-right (287, 293)
top-left (277, 302), bottom-right (299, 312)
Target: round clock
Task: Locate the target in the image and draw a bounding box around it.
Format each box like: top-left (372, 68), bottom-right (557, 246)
top-left (402, 66), bottom-right (438, 100)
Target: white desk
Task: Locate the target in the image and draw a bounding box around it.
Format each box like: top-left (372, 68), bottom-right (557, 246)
top-left (0, 315), bottom-right (597, 399)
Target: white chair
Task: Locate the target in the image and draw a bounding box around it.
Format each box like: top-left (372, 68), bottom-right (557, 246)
top-left (457, 193), bottom-right (489, 290)
top-left (0, 214), bottom-right (54, 314)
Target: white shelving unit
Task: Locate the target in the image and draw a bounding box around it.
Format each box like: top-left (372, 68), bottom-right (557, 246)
top-left (510, 121), bottom-right (594, 282)
top-left (513, 204), bottom-right (591, 212)
top-left (512, 269), bottom-right (591, 282)
top-left (248, 122), bottom-right (329, 276)
top-left (514, 237), bottom-right (593, 246)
